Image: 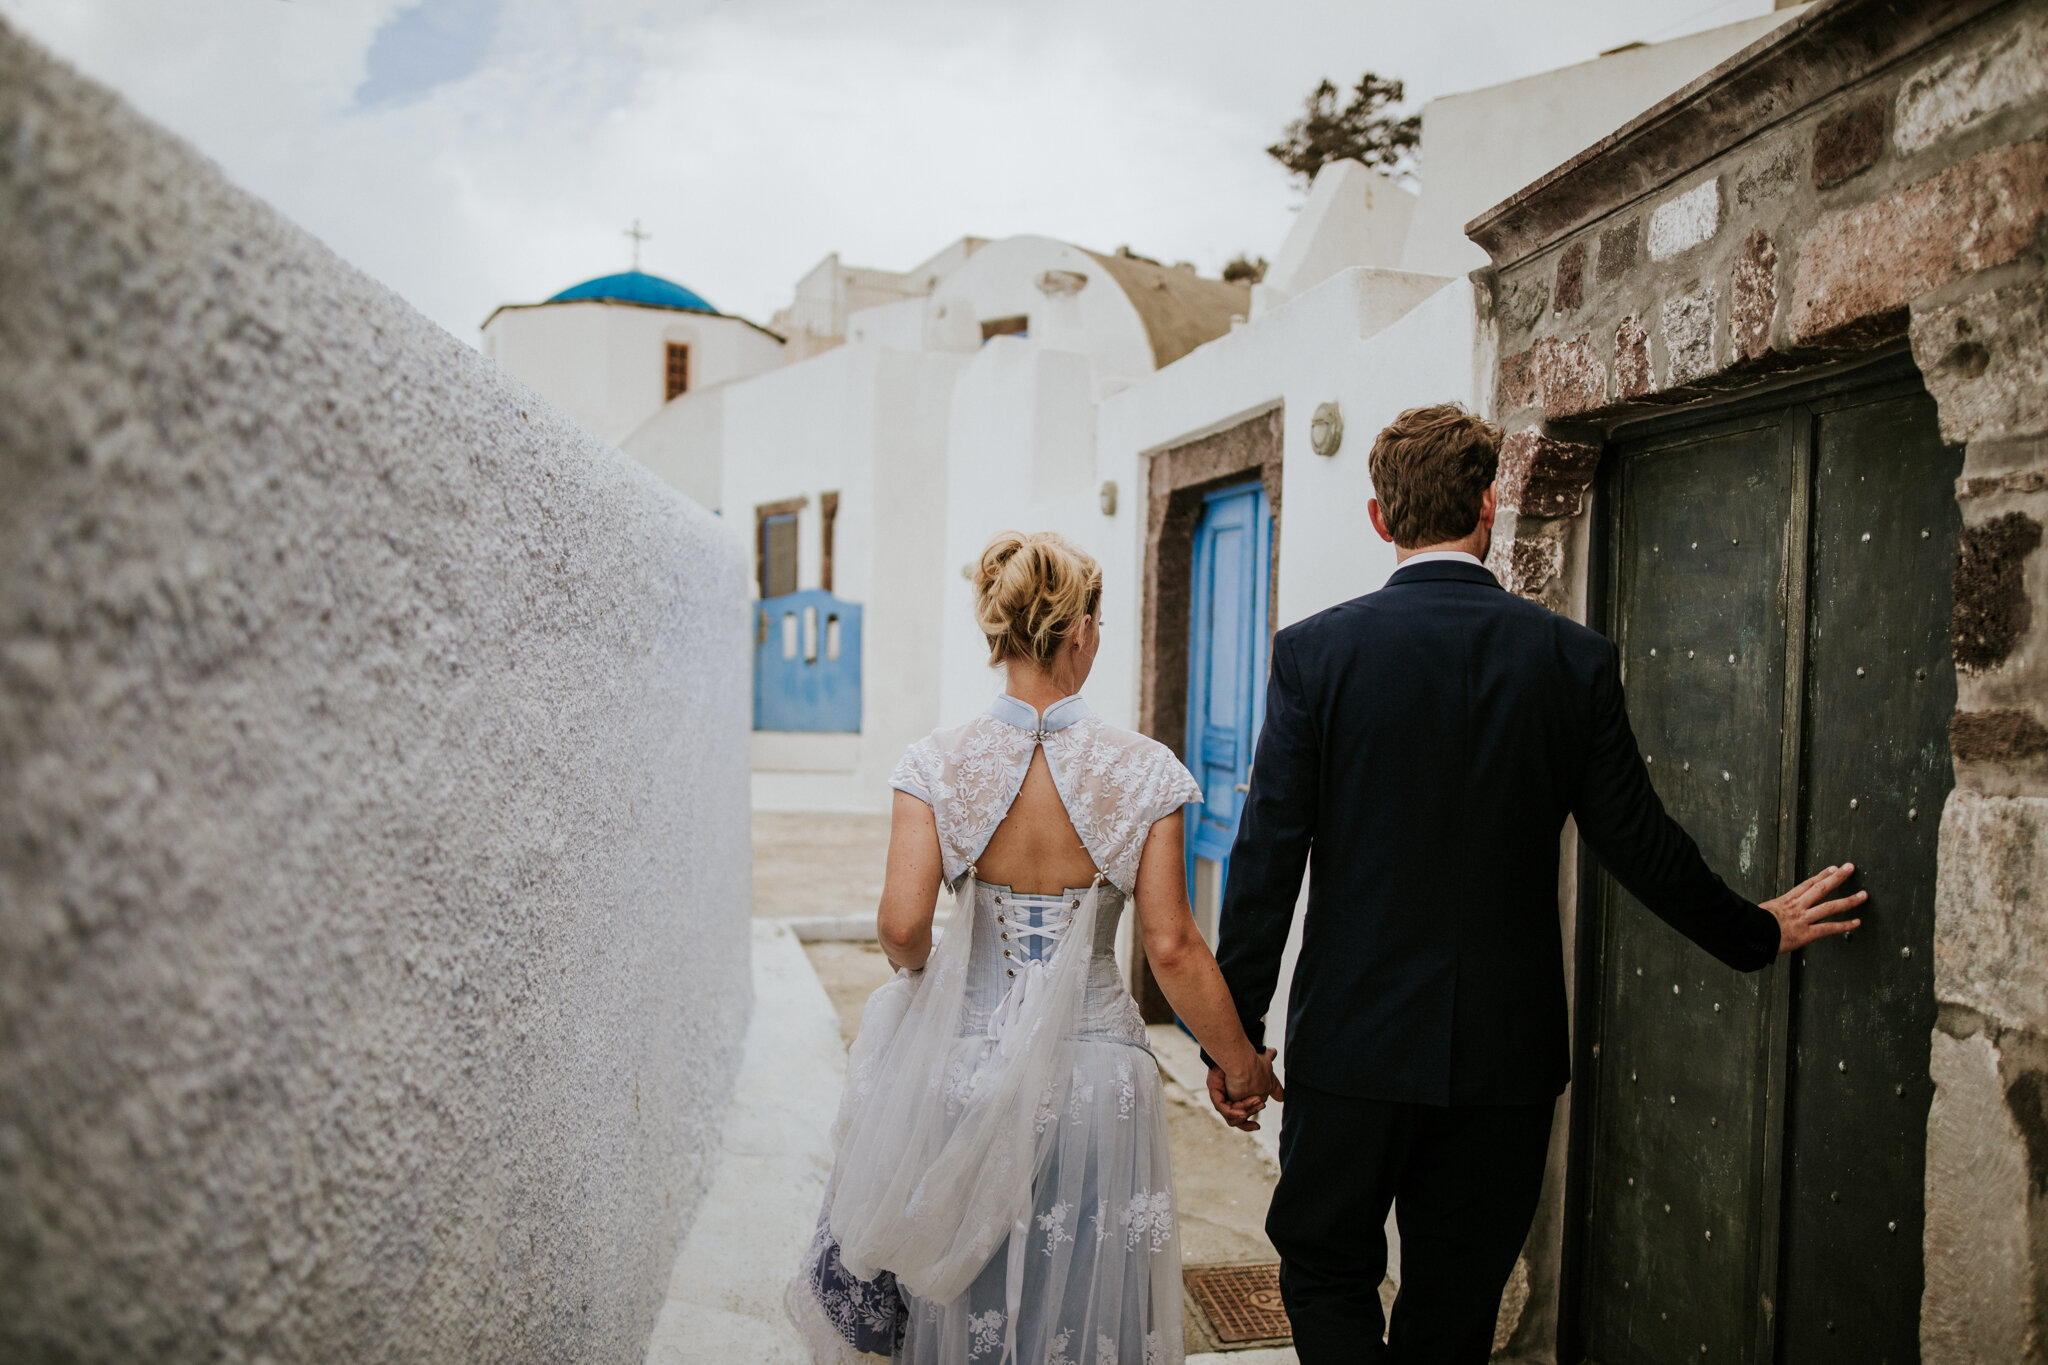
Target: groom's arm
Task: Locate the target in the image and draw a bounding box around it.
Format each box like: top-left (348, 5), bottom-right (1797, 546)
top-left (1210, 629), bottom-right (1320, 1054)
top-left (1573, 639), bottom-right (1779, 971)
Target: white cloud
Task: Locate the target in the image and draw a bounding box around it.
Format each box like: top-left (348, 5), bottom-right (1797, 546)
top-left (0, 0), bottom-right (1780, 342)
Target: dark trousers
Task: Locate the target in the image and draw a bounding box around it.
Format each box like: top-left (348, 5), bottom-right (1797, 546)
top-left (1267, 1082), bottom-right (1554, 1364)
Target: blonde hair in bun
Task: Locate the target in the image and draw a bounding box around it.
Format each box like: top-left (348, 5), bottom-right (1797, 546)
top-left (972, 530), bottom-right (1103, 667)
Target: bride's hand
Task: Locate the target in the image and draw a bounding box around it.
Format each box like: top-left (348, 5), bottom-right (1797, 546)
top-left (1206, 1067), bottom-right (1263, 1131)
top-left (1208, 1048), bottom-right (1284, 1131)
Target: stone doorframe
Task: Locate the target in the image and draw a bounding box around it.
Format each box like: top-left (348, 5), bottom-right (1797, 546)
top-left (1464, 0), bottom-right (2048, 1357)
top-left (1127, 405), bottom-right (1283, 1022)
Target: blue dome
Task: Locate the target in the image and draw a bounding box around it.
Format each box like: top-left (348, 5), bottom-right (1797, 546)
top-left (547, 270), bottom-right (716, 313)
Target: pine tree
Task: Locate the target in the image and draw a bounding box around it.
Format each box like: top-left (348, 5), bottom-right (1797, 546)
top-left (1267, 73), bottom-right (1420, 188)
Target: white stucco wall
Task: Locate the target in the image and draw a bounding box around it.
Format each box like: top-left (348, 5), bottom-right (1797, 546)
top-left (1254, 159), bottom-right (1419, 314)
top-left (622, 381), bottom-right (727, 511)
top-left (693, 343), bottom-right (963, 812)
top-left (1100, 267), bottom-right (1473, 630)
top-left (484, 300), bottom-right (785, 446)
top-left (926, 236), bottom-right (1161, 396)
top-left (1400, 8), bottom-right (1810, 279)
top-left (937, 339), bottom-right (1132, 732)
top-left (0, 22), bottom-right (752, 1363)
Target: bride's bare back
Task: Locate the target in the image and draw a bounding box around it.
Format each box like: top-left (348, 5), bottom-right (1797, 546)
top-left (973, 746), bottom-right (1099, 893)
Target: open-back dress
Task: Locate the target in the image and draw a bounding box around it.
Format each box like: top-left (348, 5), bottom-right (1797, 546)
top-left (786, 693), bottom-right (1201, 1365)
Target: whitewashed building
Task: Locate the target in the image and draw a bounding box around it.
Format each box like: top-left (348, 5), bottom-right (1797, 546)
top-left (617, 233), bottom-right (1249, 812)
top-left (483, 270), bottom-right (785, 446)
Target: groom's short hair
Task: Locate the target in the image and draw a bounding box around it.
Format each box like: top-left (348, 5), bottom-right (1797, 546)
top-left (1368, 403), bottom-right (1504, 548)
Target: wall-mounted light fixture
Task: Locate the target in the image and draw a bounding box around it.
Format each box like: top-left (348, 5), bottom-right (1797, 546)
top-left (1099, 481), bottom-right (1119, 516)
top-left (1311, 402), bottom-right (1344, 457)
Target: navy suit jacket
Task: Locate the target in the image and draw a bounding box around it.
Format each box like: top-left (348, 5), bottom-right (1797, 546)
top-left (1214, 559), bottom-right (1780, 1106)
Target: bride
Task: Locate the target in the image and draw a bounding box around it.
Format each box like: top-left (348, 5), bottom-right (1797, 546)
top-left (787, 530), bottom-right (1281, 1365)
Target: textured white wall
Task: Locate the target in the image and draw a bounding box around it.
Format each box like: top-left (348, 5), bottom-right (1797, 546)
top-left (0, 21), bottom-right (752, 1363)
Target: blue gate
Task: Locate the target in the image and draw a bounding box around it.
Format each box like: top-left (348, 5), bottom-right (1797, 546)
top-left (754, 589), bottom-right (862, 732)
top-left (1184, 482), bottom-right (1271, 942)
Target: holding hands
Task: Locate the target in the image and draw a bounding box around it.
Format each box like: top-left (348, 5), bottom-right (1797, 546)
top-left (1207, 1047), bottom-right (1284, 1132)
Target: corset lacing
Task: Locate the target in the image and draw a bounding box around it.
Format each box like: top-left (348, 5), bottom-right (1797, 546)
top-left (984, 888), bottom-right (1078, 1050)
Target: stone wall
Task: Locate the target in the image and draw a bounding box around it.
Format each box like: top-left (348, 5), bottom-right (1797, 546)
top-left (1466, 0), bottom-right (2048, 1357)
top-left (0, 21), bottom-right (752, 1364)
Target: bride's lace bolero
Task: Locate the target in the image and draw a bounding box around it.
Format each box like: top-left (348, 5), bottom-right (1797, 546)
top-left (889, 694), bottom-right (1201, 894)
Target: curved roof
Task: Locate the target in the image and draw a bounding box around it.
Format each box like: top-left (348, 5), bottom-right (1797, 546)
top-left (547, 270), bottom-right (716, 314)
top-left (1079, 250), bottom-right (1250, 370)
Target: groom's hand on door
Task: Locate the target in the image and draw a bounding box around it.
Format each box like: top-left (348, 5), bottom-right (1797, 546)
top-left (1763, 862), bottom-right (1867, 953)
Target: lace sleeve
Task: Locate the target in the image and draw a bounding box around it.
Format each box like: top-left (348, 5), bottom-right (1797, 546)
top-left (1137, 747), bottom-right (1202, 828)
top-left (1054, 729), bottom-right (1205, 893)
top-left (889, 737), bottom-right (936, 805)
top-left (1113, 750), bottom-right (1201, 892)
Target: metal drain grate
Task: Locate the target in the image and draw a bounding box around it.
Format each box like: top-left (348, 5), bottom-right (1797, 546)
top-left (1185, 1262), bottom-right (1292, 1344)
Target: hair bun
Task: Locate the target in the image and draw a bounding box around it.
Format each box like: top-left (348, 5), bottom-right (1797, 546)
top-left (971, 531), bottom-right (1103, 668)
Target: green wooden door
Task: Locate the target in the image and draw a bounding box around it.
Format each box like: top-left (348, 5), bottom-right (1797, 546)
top-left (1568, 357), bottom-right (1959, 1364)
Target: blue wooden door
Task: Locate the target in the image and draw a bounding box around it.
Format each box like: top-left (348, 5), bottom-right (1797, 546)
top-left (1184, 482), bottom-right (1271, 943)
top-left (753, 589), bottom-right (863, 732)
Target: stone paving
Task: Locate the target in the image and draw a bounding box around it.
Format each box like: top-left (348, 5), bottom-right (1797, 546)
top-left (644, 921), bottom-right (840, 1365)
top-left (752, 812), bottom-right (893, 920)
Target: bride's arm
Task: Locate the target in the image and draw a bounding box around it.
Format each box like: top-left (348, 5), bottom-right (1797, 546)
top-left (1133, 814), bottom-right (1281, 1117)
top-left (877, 791), bottom-right (945, 971)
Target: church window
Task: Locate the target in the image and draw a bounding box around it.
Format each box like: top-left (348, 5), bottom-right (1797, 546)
top-left (756, 497), bottom-right (804, 598)
top-left (980, 315), bottom-right (1028, 342)
top-left (665, 342), bottom-right (691, 400)
top-left (820, 491), bottom-right (840, 593)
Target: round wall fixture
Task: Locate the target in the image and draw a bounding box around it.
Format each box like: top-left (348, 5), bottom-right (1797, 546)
top-left (1310, 402), bottom-right (1344, 456)
top-left (1099, 480), bottom-right (1119, 516)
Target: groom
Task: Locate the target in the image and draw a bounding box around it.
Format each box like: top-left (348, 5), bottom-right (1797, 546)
top-left (1203, 403), bottom-right (1866, 1362)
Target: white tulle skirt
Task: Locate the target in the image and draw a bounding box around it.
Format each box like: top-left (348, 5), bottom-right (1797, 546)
top-left (787, 875), bottom-right (1186, 1365)
top-left (897, 1037), bottom-right (1183, 1365)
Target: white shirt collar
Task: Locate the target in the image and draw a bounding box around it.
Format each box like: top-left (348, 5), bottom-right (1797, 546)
top-left (987, 693), bottom-right (1091, 734)
top-left (1397, 549), bottom-right (1487, 569)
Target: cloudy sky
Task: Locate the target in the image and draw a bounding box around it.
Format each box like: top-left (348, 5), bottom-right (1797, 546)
top-left (1, 0), bottom-right (1785, 342)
